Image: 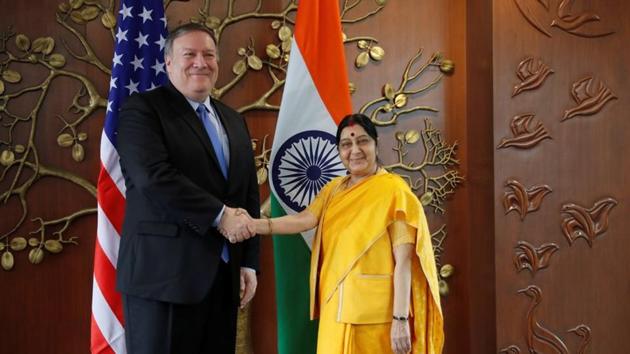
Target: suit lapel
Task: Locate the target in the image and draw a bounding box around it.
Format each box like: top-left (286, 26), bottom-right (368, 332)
top-left (164, 84), bottom-right (225, 178)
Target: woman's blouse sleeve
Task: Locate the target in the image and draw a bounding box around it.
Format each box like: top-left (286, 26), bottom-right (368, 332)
top-left (389, 219), bottom-right (416, 246)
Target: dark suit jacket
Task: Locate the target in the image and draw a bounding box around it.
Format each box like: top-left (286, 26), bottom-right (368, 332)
top-left (115, 82), bottom-right (260, 305)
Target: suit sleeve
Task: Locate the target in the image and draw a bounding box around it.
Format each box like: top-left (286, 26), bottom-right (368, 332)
top-left (240, 118), bottom-right (261, 271)
top-left (117, 94), bottom-right (223, 235)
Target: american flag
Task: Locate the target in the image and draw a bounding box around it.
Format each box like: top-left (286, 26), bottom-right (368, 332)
top-left (91, 0), bottom-right (167, 352)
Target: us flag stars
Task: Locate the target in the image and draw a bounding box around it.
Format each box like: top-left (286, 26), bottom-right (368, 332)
top-left (106, 0), bottom-right (168, 117)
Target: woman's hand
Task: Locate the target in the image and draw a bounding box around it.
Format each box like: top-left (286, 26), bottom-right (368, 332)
top-left (391, 319), bottom-right (411, 353)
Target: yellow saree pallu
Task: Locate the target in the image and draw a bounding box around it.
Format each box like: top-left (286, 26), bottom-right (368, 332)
top-left (306, 170), bottom-right (444, 354)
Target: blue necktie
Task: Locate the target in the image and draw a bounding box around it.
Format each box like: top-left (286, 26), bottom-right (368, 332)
top-left (196, 104), bottom-right (230, 263)
top-left (196, 105), bottom-right (228, 178)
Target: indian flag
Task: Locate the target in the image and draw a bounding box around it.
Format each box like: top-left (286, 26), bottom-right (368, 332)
top-left (269, 0), bottom-right (352, 352)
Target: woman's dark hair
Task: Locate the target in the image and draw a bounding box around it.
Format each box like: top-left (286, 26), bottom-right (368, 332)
top-left (336, 113), bottom-right (378, 146)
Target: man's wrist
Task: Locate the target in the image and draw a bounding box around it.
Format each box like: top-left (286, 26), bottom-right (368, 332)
top-left (213, 205), bottom-right (227, 227)
top-left (241, 267), bottom-right (256, 274)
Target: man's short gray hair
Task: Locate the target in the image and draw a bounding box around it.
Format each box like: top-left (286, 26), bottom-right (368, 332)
top-left (164, 23), bottom-right (218, 58)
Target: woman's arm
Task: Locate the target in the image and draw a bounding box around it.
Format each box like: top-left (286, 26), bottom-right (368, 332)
top-left (250, 209), bottom-right (318, 235)
top-left (391, 243), bottom-right (413, 354)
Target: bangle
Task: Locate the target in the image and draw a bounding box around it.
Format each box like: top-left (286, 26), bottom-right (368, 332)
top-left (267, 218), bottom-right (273, 235)
top-left (393, 315), bottom-right (408, 321)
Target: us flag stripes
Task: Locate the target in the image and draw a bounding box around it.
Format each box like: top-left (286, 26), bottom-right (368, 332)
top-left (91, 0), bottom-right (167, 352)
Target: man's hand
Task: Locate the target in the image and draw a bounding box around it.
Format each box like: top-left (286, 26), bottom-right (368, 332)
top-left (219, 207), bottom-right (254, 243)
top-left (239, 267), bottom-right (257, 309)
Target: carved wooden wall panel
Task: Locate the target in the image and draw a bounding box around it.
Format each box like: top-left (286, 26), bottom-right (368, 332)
top-left (495, 0), bottom-right (630, 353)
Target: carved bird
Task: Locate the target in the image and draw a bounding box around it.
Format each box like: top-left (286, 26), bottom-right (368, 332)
top-left (513, 58), bottom-right (554, 97)
top-left (551, 0), bottom-right (601, 30)
top-left (499, 345), bottom-right (521, 354)
top-left (568, 325), bottom-right (592, 354)
top-left (563, 77), bottom-right (617, 121)
top-left (518, 285), bottom-right (570, 354)
top-left (498, 114), bottom-right (551, 149)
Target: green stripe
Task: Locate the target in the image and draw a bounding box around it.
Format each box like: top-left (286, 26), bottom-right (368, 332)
top-left (271, 194), bottom-right (318, 354)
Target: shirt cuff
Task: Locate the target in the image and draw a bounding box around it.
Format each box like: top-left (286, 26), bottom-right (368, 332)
top-left (241, 267), bottom-right (256, 274)
top-left (212, 205), bottom-right (226, 227)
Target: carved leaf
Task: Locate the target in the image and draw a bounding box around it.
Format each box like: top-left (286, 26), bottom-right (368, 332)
top-left (278, 26), bottom-right (292, 41)
top-left (44, 240), bottom-right (63, 254)
top-left (232, 59), bottom-right (247, 75)
top-left (80, 6), bottom-right (100, 21)
top-left (48, 53), bottom-right (66, 68)
top-left (31, 37), bottom-right (55, 55)
top-left (405, 130), bottom-right (420, 144)
top-left (0, 80), bottom-right (4, 95)
top-left (357, 40), bottom-right (368, 49)
top-left (2, 69), bottom-right (22, 83)
top-left (355, 52), bottom-right (370, 68)
top-left (69, 0), bottom-right (84, 9)
top-left (256, 167), bottom-right (268, 185)
top-left (1, 251), bottom-right (14, 271)
top-left (101, 11), bottom-right (117, 29)
top-left (58, 2), bottom-right (70, 13)
top-left (28, 248), bottom-right (44, 264)
top-left (0, 150), bottom-right (15, 166)
top-left (348, 82), bottom-right (356, 95)
top-left (420, 192), bottom-right (433, 206)
top-left (383, 83), bottom-right (395, 100)
top-left (369, 46), bottom-right (385, 61)
top-left (72, 143), bottom-right (85, 162)
top-left (266, 44), bottom-right (281, 59)
top-left (9, 237), bottom-right (27, 251)
top-left (57, 133), bottom-right (74, 147)
top-left (247, 55), bottom-right (263, 71)
top-left (281, 38), bottom-right (292, 53)
top-left (205, 16), bottom-right (221, 30)
top-left (439, 59), bottom-right (454, 74)
top-left (15, 34), bottom-right (30, 51)
top-left (394, 93), bottom-right (407, 108)
top-left (70, 11), bottom-right (86, 24)
top-left (561, 197), bottom-right (618, 247)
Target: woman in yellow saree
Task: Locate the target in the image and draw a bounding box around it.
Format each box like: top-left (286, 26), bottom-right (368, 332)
top-left (249, 114), bottom-right (443, 354)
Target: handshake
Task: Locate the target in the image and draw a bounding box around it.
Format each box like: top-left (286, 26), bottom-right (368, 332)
top-left (218, 206), bottom-right (258, 243)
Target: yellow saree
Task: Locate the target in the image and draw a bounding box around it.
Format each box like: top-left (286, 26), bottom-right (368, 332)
top-left (306, 169), bottom-right (444, 354)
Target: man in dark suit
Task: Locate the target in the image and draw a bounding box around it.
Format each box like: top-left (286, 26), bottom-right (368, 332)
top-left (115, 23), bottom-right (259, 354)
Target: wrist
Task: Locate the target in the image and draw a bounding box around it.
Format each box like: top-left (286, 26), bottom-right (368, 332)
top-left (266, 218), bottom-right (273, 235)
